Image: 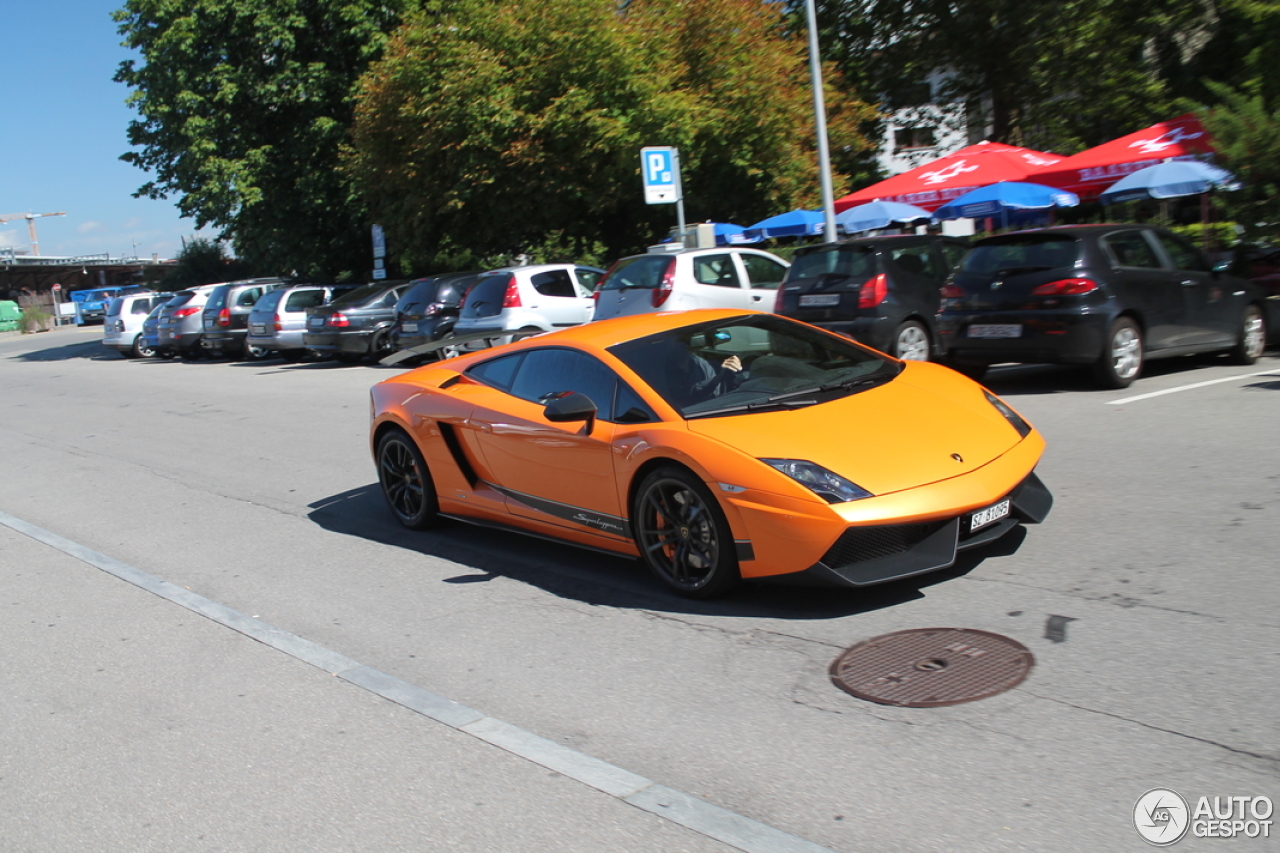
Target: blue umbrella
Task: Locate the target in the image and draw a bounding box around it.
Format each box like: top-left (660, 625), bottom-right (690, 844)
top-left (932, 182), bottom-right (1079, 221)
top-left (1099, 160), bottom-right (1238, 204)
top-left (835, 200), bottom-right (932, 235)
top-left (744, 209), bottom-right (826, 240)
top-left (711, 222), bottom-right (762, 245)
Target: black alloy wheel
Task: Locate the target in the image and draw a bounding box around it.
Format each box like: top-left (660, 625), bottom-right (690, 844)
top-left (1093, 316), bottom-right (1143, 389)
top-left (633, 466), bottom-right (739, 599)
top-left (372, 330), bottom-right (394, 359)
top-left (376, 430), bottom-right (439, 530)
top-left (1227, 304), bottom-right (1267, 365)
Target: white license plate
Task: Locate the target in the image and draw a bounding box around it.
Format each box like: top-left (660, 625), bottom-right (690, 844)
top-left (970, 499), bottom-right (1011, 532)
top-left (250, 324), bottom-right (267, 334)
top-left (799, 294), bottom-right (841, 307)
top-left (308, 317), bottom-right (324, 328)
top-left (968, 324), bottom-right (1022, 339)
top-left (401, 322), bottom-right (417, 333)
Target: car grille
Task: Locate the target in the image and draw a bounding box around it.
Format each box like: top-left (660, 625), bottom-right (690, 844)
top-left (819, 520), bottom-right (952, 568)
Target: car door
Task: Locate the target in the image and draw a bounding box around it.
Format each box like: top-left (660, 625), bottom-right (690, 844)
top-left (1097, 229), bottom-right (1182, 351)
top-left (688, 252), bottom-right (750, 309)
top-left (529, 268), bottom-right (593, 327)
top-left (736, 251), bottom-right (789, 310)
top-left (1151, 230), bottom-right (1234, 347)
top-left (463, 347), bottom-right (628, 538)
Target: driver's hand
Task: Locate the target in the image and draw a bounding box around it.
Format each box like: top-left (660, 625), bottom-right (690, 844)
top-left (722, 355), bottom-right (743, 373)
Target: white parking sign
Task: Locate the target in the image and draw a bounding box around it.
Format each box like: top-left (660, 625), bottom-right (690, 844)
top-left (641, 146), bottom-right (681, 204)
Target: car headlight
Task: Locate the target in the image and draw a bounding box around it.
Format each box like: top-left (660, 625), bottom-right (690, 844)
top-left (760, 459), bottom-right (873, 503)
top-left (984, 390), bottom-right (1031, 438)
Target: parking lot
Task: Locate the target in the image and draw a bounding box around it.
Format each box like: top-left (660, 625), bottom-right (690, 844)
top-left (1, 324), bottom-right (1277, 852)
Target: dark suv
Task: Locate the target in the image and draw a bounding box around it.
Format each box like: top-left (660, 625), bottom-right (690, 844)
top-left (390, 271), bottom-right (483, 359)
top-left (200, 278), bottom-right (292, 358)
top-left (304, 280), bottom-right (410, 362)
top-left (935, 224), bottom-right (1271, 387)
top-left (774, 234), bottom-right (969, 360)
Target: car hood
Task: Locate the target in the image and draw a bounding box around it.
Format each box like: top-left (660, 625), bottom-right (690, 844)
top-left (685, 362), bottom-right (1026, 496)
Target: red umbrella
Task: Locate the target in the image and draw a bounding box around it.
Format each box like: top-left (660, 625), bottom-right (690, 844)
top-left (834, 141), bottom-right (1066, 213)
top-left (1028, 114), bottom-right (1215, 202)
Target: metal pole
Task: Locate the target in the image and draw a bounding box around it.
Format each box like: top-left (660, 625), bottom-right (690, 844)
top-left (805, 0), bottom-right (838, 242)
top-left (674, 149), bottom-right (687, 244)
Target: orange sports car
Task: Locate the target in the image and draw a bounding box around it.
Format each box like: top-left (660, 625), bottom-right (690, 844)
top-left (370, 309), bottom-right (1051, 598)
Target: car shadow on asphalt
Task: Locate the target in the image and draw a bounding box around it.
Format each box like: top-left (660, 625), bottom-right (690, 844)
top-left (10, 337), bottom-right (117, 361)
top-left (979, 350), bottom-right (1280, 396)
top-left (307, 484), bottom-right (1019, 620)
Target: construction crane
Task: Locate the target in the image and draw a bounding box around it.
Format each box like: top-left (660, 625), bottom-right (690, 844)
top-left (0, 211), bottom-right (67, 256)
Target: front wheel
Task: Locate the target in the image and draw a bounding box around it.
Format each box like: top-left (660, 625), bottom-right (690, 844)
top-left (890, 320), bottom-right (931, 361)
top-left (376, 430), bottom-right (439, 530)
top-left (1226, 304), bottom-right (1267, 365)
top-left (633, 466), bottom-right (739, 599)
top-left (1093, 317), bottom-right (1143, 389)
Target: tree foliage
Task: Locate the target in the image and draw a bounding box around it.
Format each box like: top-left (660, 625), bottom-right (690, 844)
top-left (345, 0), bottom-right (875, 272)
top-left (148, 236), bottom-right (252, 291)
top-left (114, 0), bottom-right (417, 280)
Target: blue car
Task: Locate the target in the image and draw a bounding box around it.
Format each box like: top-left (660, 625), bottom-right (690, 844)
top-left (72, 286), bottom-right (128, 325)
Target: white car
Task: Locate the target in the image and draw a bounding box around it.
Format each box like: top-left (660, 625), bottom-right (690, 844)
top-left (590, 247), bottom-right (789, 321)
top-left (101, 290), bottom-right (172, 358)
top-left (451, 264), bottom-right (605, 349)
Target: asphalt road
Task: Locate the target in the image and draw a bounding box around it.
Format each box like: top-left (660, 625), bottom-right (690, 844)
top-left (1, 324), bottom-right (1276, 853)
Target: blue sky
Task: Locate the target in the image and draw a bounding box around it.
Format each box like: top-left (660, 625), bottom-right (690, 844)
top-left (1, 3), bottom-right (214, 261)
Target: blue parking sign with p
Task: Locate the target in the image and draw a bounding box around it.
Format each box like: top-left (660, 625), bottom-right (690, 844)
top-left (641, 146), bottom-right (680, 204)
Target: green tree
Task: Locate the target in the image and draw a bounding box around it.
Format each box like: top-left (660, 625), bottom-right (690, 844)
top-left (114, 0), bottom-right (418, 281)
top-left (345, 0), bottom-right (875, 271)
top-left (147, 237), bottom-right (252, 291)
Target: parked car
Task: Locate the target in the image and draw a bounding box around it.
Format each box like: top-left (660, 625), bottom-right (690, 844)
top-left (774, 235), bottom-right (969, 361)
top-left (451, 264), bottom-right (605, 350)
top-left (71, 286), bottom-right (128, 325)
top-left (157, 283), bottom-right (224, 359)
top-left (591, 248), bottom-right (788, 322)
top-left (303, 280), bottom-right (411, 362)
top-left (370, 309), bottom-right (1051, 598)
top-left (246, 284), bottom-right (359, 360)
top-left (102, 290), bottom-right (171, 357)
top-left (935, 224), bottom-right (1271, 388)
top-left (200, 278), bottom-right (292, 359)
top-left (139, 300), bottom-right (169, 357)
top-left (389, 271), bottom-right (483, 359)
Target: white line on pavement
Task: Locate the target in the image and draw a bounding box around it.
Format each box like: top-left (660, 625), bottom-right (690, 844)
top-left (1107, 369), bottom-right (1280, 405)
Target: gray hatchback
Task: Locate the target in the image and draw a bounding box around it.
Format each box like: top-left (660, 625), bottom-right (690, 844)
top-left (246, 284), bottom-right (358, 359)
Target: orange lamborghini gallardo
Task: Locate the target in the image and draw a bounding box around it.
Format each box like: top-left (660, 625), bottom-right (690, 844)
top-left (370, 310), bottom-right (1051, 598)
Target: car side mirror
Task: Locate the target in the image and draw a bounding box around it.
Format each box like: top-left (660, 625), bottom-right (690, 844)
top-left (544, 391), bottom-right (597, 433)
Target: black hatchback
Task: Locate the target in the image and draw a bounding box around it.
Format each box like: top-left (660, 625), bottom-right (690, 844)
top-left (935, 224), bottom-right (1271, 388)
top-left (303, 280), bottom-right (410, 362)
top-left (774, 234), bottom-right (969, 361)
top-left (389, 271), bottom-right (483, 358)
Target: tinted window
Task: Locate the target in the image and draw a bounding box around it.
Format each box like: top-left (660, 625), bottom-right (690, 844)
top-left (788, 246), bottom-right (877, 282)
top-left (939, 241), bottom-right (969, 270)
top-left (206, 287), bottom-right (230, 310)
top-left (961, 237), bottom-right (1081, 275)
top-left (692, 254), bottom-right (741, 288)
top-left (739, 253), bottom-right (788, 289)
top-left (131, 297), bottom-right (157, 314)
top-left (467, 352), bottom-right (525, 391)
top-left (1102, 231), bottom-right (1162, 269)
top-left (889, 245), bottom-right (941, 278)
top-left (576, 267), bottom-right (604, 291)
top-left (530, 269), bottom-right (576, 298)
top-left (599, 255), bottom-right (672, 290)
top-left (236, 287), bottom-right (263, 307)
top-left (331, 284), bottom-right (385, 307)
top-left (462, 274), bottom-right (512, 318)
top-left (168, 291), bottom-right (197, 307)
top-left (106, 297), bottom-right (125, 317)
top-left (1155, 232), bottom-right (1210, 272)
top-left (284, 289), bottom-right (324, 311)
top-left (614, 382), bottom-right (657, 423)
top-left (508, 348), bottom-right (618, 420)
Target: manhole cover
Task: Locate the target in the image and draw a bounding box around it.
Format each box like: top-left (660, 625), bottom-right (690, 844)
top-left (830, 628), bottom-right (1033, 708)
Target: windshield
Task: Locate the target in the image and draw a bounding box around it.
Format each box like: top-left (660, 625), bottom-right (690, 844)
top-left (960, 236), bottom-right (1081, 276)
top-left (609, 314), bottom-right (898, 418)
top-left (787, 245), bottom-right (878, 283)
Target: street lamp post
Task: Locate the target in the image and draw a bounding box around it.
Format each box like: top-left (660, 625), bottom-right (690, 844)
top-left (804, 0), bottom-right (838, 242)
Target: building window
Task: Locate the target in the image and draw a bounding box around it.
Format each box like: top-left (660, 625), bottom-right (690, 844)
top-left (894, 127), bottom-right (937, 151)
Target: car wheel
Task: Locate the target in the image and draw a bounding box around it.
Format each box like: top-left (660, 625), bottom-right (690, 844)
top-left (158, 347), bottom-right (177, 360)
top-left (436, 331), bottom-right (461, 360)
top-left (372, 331), bottom-right (394, 359)
top-left (511, 326), bottom-right (542, 342)
top-left (1226, 304), bottom-right (1267, 365)
top-left (244, 342), bottom-right (271, 361)
top-left (131, 335), bottom-right (155, 358)
top-left (1093, 317), bottom-right (1143, 389)
top-left (890, 320), bottom-right (931, 361)
top-left (376, 429), bottom-right (439, 530)
top-left (633, 466), bottom-right (739, 599)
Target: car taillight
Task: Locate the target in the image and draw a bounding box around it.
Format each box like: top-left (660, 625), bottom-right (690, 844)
top-left (940, 283), bottom-right (965, 299)
top-left (424, 302), bottom-right (443, 316)
top-left (329, 313), bottom-right (350, 328)
top-left (217, 308), bottom-right (231, 327)
top-left (173, 307), bottom-right (200, 319)
top-left (273, 313), bottom-right (282, 332)
top-left (502, 279), bottom-right (522, 308)
top-left (1032, 277), bottom-right (1099, 296)
top-left (651, 261), bottom-right (676, 308)
top-left (858, 273), bottom-right (888, 308)
top-left (773, 285), bottom-right (787, 314)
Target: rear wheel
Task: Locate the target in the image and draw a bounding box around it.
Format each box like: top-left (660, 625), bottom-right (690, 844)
top-left (131, 335), bottom-right (155, 358)
top-left (890, 320), bottom-right (931, 361)
top-left (376, 430), bottom-right (439, 530)
top-left (1226, 304), bottom-right (1266, 365)
top-left (371, 330), bottom-right (394, 360)
top-left (633, 466), bottom-right (739, 599)
top-left (244, 342), bottom-right (270, 361)
top-left (436, 331), bottom-right (461, 360)
top-left (1093, 317), bottom-right (1143, 389)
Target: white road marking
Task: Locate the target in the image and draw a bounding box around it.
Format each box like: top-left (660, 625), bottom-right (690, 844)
top-left (1107, 369), bottom-right (1280, 405)
top-left (0, 508), bottom-right (836, 853)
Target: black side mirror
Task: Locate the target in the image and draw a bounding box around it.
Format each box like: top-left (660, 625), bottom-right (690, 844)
top-left (544, 391), bottom-right (597, 434)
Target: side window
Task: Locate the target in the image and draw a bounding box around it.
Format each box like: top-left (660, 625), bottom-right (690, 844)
top-left (131, 298), bottom-right (154, 314)
top-left (1155, 233), bottom-right (1210, 272)
top-left (530, 270), bottom-right (577, 298)
top-left (939, 241), bottom-right (969, 271)
top-left (739, 254), bottom-right (788, 290)
top-left (889, 245), bottom-right (941, 278)
top-left (508, 348), bottom-right (619, 421)
top-left (692, 254), bottom-right (742, 288)
top-left (575, 267), bottom-right (604, 292)
top-left (1103, 231), bottom-right (1162, 269)
top-left (237, 288), bottom-right (262, 307)
top-left (286, 290), bottom-right (325, 311)
top-left (468, 352), bottom-right (525, 391)
top-left (614, 382), bottom-right (657, 423)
